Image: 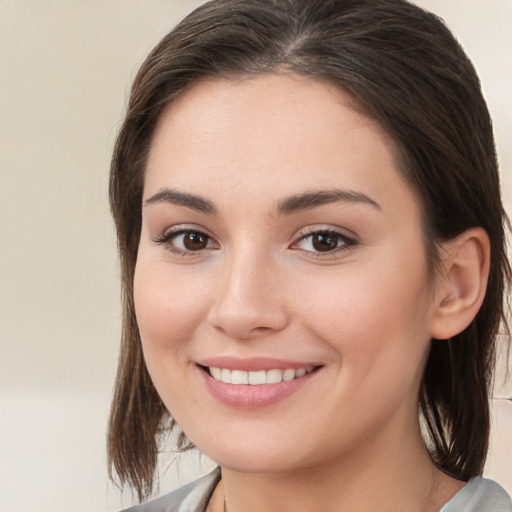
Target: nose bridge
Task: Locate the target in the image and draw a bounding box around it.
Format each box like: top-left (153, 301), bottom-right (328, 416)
top-left (208, 242), bottom-right (288, 339)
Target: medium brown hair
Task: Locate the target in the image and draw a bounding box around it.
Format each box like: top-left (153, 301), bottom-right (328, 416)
top-left (108, 0), bottom-right (510, 500)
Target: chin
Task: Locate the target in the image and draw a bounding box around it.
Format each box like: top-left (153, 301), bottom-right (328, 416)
top-left (191, 433), bottom-right (315, 474)
top-left (210, 454), bottom-right (303, 474)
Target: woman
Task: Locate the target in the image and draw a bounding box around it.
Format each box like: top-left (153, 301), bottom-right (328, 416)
top-left (107, 0), bottom-right (511, 510)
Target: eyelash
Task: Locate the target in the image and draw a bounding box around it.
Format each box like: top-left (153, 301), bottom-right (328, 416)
top-left (151, 227), bottom-right (358, 258)
top-left (292, 229), bottom-right (358, 257)
top-left (151, 227), bottom-right (218, 256)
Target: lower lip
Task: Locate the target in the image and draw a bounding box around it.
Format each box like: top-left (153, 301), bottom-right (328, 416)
top-left (198, 366), bottom-right (319, 409)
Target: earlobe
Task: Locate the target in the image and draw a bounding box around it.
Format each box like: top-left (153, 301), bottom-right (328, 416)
top-left (430, 227), bottom-right (490, 340)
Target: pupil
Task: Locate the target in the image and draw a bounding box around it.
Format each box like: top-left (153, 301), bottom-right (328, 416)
top-left (184, 232), bottom-right (207, 250)
top-left (312, 233), bottom-right (338, 252)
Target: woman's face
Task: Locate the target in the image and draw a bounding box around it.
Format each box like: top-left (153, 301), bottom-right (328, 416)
top-left (135, 74), bottom-right (439, 473)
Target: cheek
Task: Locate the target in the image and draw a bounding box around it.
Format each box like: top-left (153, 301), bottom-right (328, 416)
top-left (133, 259), bottom-right (209, 356)
top-left (294, 258), bottom-right (433, 377)
top-left (133, 259), bottom-right (214, 415)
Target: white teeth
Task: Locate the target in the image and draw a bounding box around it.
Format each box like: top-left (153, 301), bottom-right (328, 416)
top-left (221, 368), bottom-right (231, 383)
top-left (231, 370), bottom-right (248, 385)
top-left (266, 368), bottom-right (283, 384)
top-left (282, 368), bottom-right (295, 381)
top-left (248, 370), bottom-right (267, 385)
top-left (208, 366), bottom-right (315, 385)
top-left (210, 367), bottom-right (222, 380)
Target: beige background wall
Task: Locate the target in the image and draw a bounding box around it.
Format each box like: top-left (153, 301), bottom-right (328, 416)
top-left (0, 1), bottom-right (510, 511)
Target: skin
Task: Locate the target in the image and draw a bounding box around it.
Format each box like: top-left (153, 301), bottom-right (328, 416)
top-left (134, 74), bottom-right (466, 511)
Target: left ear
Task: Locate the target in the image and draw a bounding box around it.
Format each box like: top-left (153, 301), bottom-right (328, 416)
top-left (429, 227), bottom-right (490, 340)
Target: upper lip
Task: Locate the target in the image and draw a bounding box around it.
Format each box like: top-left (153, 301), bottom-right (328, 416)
top-left (196, 356), bottom-right (322, 372)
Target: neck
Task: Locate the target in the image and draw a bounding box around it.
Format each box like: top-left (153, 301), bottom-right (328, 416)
top-left (213, 421), bottom-right (463, 512)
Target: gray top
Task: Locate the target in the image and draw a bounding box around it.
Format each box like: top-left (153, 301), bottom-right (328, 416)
top-left (440, 477), bottom-right (511, 512)
top-left (123, 468), bottom-right (511, 512)
top-left (122, 468), bottom-right (221, 512)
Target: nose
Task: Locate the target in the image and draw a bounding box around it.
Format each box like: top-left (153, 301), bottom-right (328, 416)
top-left (207, 249), bottom-right (289, 340)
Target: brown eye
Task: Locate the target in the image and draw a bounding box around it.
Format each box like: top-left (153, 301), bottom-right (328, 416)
top-left (153, 229), bottom-right (217, 254)
top-left (182, 231), bottom-right (209, 251)
top-left (293, 229), bottom-right (356, 255)
top-left (311, 233), bottom-right (340, 252)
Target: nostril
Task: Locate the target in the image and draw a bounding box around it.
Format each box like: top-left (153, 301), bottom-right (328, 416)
top-left (207, 293), bottom-right (289, 339)
top-left (251, 326), bottom-right (272, 333)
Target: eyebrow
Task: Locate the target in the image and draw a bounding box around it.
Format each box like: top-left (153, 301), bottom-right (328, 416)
top-left (143, 187), bottom-right (380, 216)
top-left (276, 188), bottom-right (381, 215)
top-left (144, 189), bottom-right (217, 215)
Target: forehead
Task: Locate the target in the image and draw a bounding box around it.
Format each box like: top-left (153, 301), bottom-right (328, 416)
top-left (144, 74), bottom-right (417, 217)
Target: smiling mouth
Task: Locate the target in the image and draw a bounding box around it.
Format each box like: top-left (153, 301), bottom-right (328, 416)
top-left (202, 365), bottom-right (318, 385)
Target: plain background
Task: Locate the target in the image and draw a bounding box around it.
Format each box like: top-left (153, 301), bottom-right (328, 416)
top-left (0, 1), bottom-right (510, 511)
